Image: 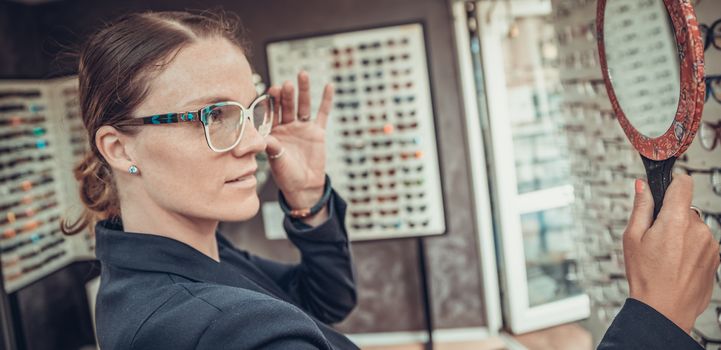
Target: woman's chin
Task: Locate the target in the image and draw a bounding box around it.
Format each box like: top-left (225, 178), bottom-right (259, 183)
top-left (218, 196), bottom-right (260, 222)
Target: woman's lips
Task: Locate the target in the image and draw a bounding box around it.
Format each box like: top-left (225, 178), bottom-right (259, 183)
top-left (225, 174), bottom-right (257, 188)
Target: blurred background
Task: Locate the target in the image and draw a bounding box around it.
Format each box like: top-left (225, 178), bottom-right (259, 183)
top-left (0, 0), bottom-right (719, 349)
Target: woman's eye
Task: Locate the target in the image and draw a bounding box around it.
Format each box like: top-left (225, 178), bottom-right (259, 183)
top-left (208, 109), bottom-right (223, 122)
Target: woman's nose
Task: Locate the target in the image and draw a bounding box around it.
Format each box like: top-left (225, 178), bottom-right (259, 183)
top-left (230, 118), bottom-right (267, 157)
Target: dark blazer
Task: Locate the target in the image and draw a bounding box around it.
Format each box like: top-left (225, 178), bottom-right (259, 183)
top-left (599, 298), bottom-right (703, 349)
top-left (94, 190), bottom-right (360, 349)
top-left (93, 187), bottom-right (703, 349)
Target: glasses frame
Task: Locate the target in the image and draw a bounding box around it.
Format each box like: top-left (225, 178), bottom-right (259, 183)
top-left (115, 94), bottom-right (274, 153)
top-left (700, 18), bottom-right (721, 52)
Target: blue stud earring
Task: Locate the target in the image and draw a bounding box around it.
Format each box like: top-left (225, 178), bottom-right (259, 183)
top-left (128, 165), bottom-right (139, 175)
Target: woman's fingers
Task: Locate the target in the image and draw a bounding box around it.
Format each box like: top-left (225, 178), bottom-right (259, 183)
top-left (316, 84), bottom-right (334, 129)
top-left (297, 71), bottom-right (311, 120)
top-left (280, 81), bottom-right (296, 124)
top-left (657, 174), bottom-right (694, 232)
top-left (625, 179), bottom-right (654, 244)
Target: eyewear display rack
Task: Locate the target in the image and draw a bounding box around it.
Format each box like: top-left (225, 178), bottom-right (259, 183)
top-left (266, 22), bottom-right (446, 242)
top-left (266, 22), bottom-right (446, 349)
top-left (0, 76), bottom-right (95, 350)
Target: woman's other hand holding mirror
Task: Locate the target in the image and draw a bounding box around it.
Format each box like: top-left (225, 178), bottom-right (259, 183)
top-left (624, 175), bottom-right (720, 334)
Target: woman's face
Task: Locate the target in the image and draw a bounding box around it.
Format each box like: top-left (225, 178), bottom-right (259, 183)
top-left (127, 37), bottom-right (266, 222)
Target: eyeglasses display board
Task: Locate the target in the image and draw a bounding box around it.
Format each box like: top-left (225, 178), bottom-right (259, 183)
top-left (0, 77), bottom-right (94, 294)
top-left (266, 23), bottom-right (446, 241)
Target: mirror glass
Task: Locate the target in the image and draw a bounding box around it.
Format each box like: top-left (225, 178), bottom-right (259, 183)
top-left (603, 0), bottom-right (680, 138)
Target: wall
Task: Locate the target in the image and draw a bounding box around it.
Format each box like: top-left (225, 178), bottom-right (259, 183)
top-left (0, 0), bottom-right (488, 334)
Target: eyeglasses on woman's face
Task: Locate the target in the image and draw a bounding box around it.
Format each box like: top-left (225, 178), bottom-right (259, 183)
top-left (115, 94), bottom-right (275, 153)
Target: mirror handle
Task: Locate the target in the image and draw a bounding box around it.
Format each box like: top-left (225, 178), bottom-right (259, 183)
top-left (640, 155), bottom-right (677, 220)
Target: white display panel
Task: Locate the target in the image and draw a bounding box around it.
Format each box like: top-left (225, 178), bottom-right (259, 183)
top-left (267, 23), bottom-right (446, 241)
top-left (0, 77), bottom-right (93, 293)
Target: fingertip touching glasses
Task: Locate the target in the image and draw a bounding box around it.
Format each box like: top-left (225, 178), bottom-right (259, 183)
top-left (114, 94), bottom-right (275, 153)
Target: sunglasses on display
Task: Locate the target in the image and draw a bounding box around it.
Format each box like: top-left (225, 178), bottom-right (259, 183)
top-left (1, 228), bottom-right (60, 254)
top-left (392, 95), bottom-right (415, 105)
top-left (390, 68), bottom-right (412, 77)
top-left (0, 154), bottom-right (53, 172)
top-left (0, 200), bottom-right (59, 226)
top-left (366, 98), bottom-right (386, 107)
top-left (335, 101), bottom-right (360, 110)
top-left (404, 192), bottom-right (425, 200)
top-left (699, 119), bottom-right (721, 151)
top-left (0, 90), bottom-right (42, 99)
top-left (0, 190), bottom-right (55, 212)
top-left (5, 174), bottom-right (54, 195)
top-left (407, 219), bottom-right (429, 228)
top-left (405, 204), bottom-right (427, 213)
top-left (705, 75), bottom-right (721, 105)
top-left (0, 167), bottom-right (53, 184)
top-left (0, 104), bottom-right (45, 113)
top-left (333, 74), bottom-right (357, 83)
top-left (362, 70), bottom-right (384, 80)
top-left (700, 18), bottom-right (721, 52)
top-left (2, 215), bottom-right (59, 239)
top-left (0, 127), bottom-right (46, 141)
top-left (0, 139), bottom-right (49, 155)
top-left (0, 115), bottom-right (46, 127)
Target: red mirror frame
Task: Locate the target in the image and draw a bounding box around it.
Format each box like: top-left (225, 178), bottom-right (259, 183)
top-left (597, 0), bottom-right (705, 161)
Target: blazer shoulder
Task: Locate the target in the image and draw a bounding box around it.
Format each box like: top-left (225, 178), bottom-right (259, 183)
top-left (131, 283), bottom-right (329, 349)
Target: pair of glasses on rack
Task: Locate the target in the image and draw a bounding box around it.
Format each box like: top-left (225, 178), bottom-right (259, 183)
top-left (0, 166), bottom-right (53, 184)
top-left (0, 115), bottom-right (46, 127)
top-left (349, 194), bottom-right (400, 205)
top-left (0, 190), bottom-right (55, 212)
top-left (4, 174), bottom-right (54, 195)
top-left (699, 119), bottom-right (720, 151)
top-left (0, 127), bottom-right (46, 141)
top-left (701, 18), bottom-right (721, 52)
top-left (3, 214), bottom-right (59, 239)
top-left (0, 139), bottom-right (49, 155)
top-left (0, 154), bottom-right (53, 172)
top-left (0, 104), bottom-right (45, 113)
top-left (1, 228), bottom-right (60, 254)
top-left (0, 200), bottom-right (59, 226)
top-left (706, 75), bottom-right (721, 105)
top-left (0, 90), bottom-right (42, 99)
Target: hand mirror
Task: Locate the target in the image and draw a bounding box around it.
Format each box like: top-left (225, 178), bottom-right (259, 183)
top-left (597, 0), bottom-right (706, 219)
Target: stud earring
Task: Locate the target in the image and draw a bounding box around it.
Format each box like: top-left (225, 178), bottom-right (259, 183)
top-left (128, 165), bottom-right (139, 175)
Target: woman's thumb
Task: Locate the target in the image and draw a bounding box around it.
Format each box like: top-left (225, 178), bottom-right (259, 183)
top-left (625, 179), bottom-right (654, 241)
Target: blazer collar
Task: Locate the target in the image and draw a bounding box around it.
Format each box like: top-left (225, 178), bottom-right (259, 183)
top-left (95, 217), bottom-right (238, 285)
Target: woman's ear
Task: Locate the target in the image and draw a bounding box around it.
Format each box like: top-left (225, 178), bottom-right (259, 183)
top-left (95, 125), bottom-right (136, 174)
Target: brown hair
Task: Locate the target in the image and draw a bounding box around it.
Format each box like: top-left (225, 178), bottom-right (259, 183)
top-left (60, 10), bottom-right (249, 235)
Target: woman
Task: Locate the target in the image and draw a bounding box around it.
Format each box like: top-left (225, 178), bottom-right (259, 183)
top-left (62, 9), bottom-right (718, 350)
top-left (61, 11), bottom-right (358, 349)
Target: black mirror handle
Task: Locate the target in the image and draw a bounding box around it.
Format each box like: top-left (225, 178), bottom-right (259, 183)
top-left (640, 155), bottom-right (677, 220)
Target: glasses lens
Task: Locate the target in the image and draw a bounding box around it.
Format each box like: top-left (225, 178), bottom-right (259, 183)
top-left (699, 122), bottom-right (715, 150)
top-left (253, 97), bottom-right (272, 136)
top-left (713, 23), bottom-right (721, 50)
top-left (206, 104), bottom-right (242, 150)
top-left (712, 168), bottom-right (721, 195)
top-left (711, 78), bottom-right (721, 102)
